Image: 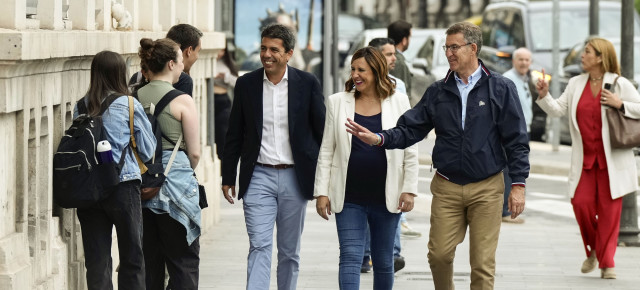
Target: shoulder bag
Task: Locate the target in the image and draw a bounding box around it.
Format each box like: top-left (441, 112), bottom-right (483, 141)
top-left (605, 76), bottom-right (640, 148)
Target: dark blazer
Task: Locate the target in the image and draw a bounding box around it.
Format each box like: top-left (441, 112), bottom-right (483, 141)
top-left (221, 66), bottom-right (325, 200)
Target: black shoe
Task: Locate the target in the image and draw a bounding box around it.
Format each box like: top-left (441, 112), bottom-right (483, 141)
top-left (394, 255), bottom-right (405, 273)
top-left (361, 255), bottom-right (372, 273)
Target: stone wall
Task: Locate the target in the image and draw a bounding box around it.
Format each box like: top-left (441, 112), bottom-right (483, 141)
top-left (0, 1), bottom-right (224, 289)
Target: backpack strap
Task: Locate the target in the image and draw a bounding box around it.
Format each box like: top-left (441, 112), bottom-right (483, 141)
top-left (76, 94), bottom-right (122, 116)
top-left (164, 134), bottom-right (183, 175)
top-left (128, 96), bottom-right (148, 174)
top-left (152, 89), bottom-right (185, 147)
top-left (153, 89), bottom-right (184, 117)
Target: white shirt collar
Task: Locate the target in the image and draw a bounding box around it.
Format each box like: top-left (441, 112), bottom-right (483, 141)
top-left (263, 65), bottom-right (289, 84)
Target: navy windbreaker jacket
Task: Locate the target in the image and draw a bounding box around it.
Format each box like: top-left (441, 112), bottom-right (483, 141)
top-left (381, 61), bottom-right (530, 185)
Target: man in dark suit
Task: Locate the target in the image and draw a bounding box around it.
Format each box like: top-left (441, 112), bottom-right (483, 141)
top-left (221, 24), bottom-right (325, 290)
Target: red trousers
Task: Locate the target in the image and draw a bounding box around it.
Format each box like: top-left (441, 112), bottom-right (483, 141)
top-left (572, 164), bottom-right (622, 269)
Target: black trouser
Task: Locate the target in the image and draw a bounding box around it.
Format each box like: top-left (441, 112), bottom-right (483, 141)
top-left (77, 180), bottom-right (145, 290)
top-left (143, 209), bottom-right (200, 290)
top-left (214, 93), bottom-right (232, 159)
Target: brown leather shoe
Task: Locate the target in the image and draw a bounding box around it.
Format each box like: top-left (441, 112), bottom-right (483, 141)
top-left (601, 268), bottom-right (616, 279)
top-left (581, 251), bottom-right (597, 273)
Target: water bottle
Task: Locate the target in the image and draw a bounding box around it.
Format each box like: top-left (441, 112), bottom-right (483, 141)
top-left (97, 140), bottom-right (114, 163)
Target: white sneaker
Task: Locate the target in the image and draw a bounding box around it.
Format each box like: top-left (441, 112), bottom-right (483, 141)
top-left (400, 221), bottom-right (422, 237)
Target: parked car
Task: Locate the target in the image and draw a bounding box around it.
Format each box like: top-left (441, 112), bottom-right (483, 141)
top-left (479, 0), bottom-right (640, 141)
top-left (556, 37), bottom-right (640, 144)
top-left (340, 28), bottom-right (445, 106)
top-left (412, 32), bottom-right (449, 81)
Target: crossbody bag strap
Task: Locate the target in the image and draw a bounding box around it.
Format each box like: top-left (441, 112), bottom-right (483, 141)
top-left (128, 96), bottom-right (148, 173)
top-left (164, 134), bottom-right (183, 175)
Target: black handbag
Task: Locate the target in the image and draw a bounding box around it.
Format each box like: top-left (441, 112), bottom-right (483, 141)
top-left (198, 184), bottom-right (208, 209)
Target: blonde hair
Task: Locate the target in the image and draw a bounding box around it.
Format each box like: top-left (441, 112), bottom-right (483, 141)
top-left (585, 37), bottom-right (621, 75)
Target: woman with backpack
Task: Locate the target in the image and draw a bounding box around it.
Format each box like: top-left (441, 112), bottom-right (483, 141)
top-left (136, 38), bottom-right (202, 289)
top-left (75, 50), bottom-right (156, 290)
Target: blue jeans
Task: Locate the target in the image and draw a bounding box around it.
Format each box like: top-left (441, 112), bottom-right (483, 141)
top-left (77, 180), bottom-right (145, 290)
top-left (364, 218), bottom-right (402, 258)
top-left (336, 203), bottom-right (401, 290)
top-left (243, 165), bottom-right (307, 290)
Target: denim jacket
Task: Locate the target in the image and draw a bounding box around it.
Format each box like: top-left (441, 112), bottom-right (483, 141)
top-left (74, 95), bottom-right (156, 182)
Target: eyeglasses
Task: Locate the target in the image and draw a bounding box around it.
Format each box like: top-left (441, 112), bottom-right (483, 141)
top-left (442, 43), bottom-right (472, 53)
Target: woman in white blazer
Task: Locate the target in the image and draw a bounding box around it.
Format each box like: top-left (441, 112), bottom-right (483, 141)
top-left (535, 37), bottom-right (640, 280)
top-left (314, 47), bottom-right (418, 289)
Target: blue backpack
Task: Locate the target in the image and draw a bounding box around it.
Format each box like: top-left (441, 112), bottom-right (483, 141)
top-left (52, 95), bottom-right (126, 208)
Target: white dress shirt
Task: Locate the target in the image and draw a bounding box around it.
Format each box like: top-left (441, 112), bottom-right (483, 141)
top-left (258, 66), bottom-right (294, 165)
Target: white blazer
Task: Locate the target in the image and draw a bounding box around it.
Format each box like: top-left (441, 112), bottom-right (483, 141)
top-left (314, 91), bottom-right (419, 213)
top-left (536, 72), bottom-right (640, 199)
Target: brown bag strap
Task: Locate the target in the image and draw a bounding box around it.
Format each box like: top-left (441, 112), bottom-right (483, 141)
top-left (612, 75), bottom-right (620, 92)
top-left (128, 96), bottom-right (148, 174)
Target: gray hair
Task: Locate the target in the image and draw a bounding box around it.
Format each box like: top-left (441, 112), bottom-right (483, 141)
top-left (512, 47), bottom-right (532, 61)
top-left (261, 23), bottom-right (296, 53)
top-left (446, 22), bottom-right (483, 54)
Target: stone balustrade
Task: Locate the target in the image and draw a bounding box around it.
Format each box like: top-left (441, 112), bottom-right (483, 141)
top-left (0, 1), bottom-right (225, 289)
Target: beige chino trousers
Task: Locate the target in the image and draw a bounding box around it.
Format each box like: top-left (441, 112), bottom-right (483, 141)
top-left (428, 172), bottom-right (504, 290)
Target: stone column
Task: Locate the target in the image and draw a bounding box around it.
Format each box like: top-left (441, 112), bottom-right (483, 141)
top-left (38, 0), bottom-right (64, 30)
top-left (138, 0), bottom-right (162, 31)
top-left (196, 0), bottom-right (214, 32)
top-left (68, 0), bottom-right (96, 30)
top-left (0, 0), bottom-right (26, 29)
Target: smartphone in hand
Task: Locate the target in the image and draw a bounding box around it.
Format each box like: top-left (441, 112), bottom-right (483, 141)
top-left (604, 83), bottom-right (612, 90)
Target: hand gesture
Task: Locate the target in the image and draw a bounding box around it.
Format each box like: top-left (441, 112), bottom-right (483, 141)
top-left (345, 118), bottom-right (379, 145)
top-left (535, 68), bottom-right (549, 99)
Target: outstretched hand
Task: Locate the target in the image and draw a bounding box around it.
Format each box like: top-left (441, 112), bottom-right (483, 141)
top-left (345, 118), bottom-right (379, 145)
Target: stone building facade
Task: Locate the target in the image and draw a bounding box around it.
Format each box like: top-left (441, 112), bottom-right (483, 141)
top-left (0, 1), bottom-right (224, 289)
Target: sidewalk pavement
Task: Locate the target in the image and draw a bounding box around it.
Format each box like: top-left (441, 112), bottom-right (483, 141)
top-left (199, 137), bottom-right (640, 289)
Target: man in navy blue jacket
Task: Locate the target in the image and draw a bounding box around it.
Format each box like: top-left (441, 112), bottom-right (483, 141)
top-left (347, 22), bottom-right (529, 290)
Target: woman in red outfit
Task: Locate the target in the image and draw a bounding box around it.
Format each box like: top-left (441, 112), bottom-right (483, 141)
top-left (534, 37), bottom-right (640, 279)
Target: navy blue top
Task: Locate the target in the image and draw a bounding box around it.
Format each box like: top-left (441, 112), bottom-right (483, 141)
top-left (345, 112), bottom-right (387, 205)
